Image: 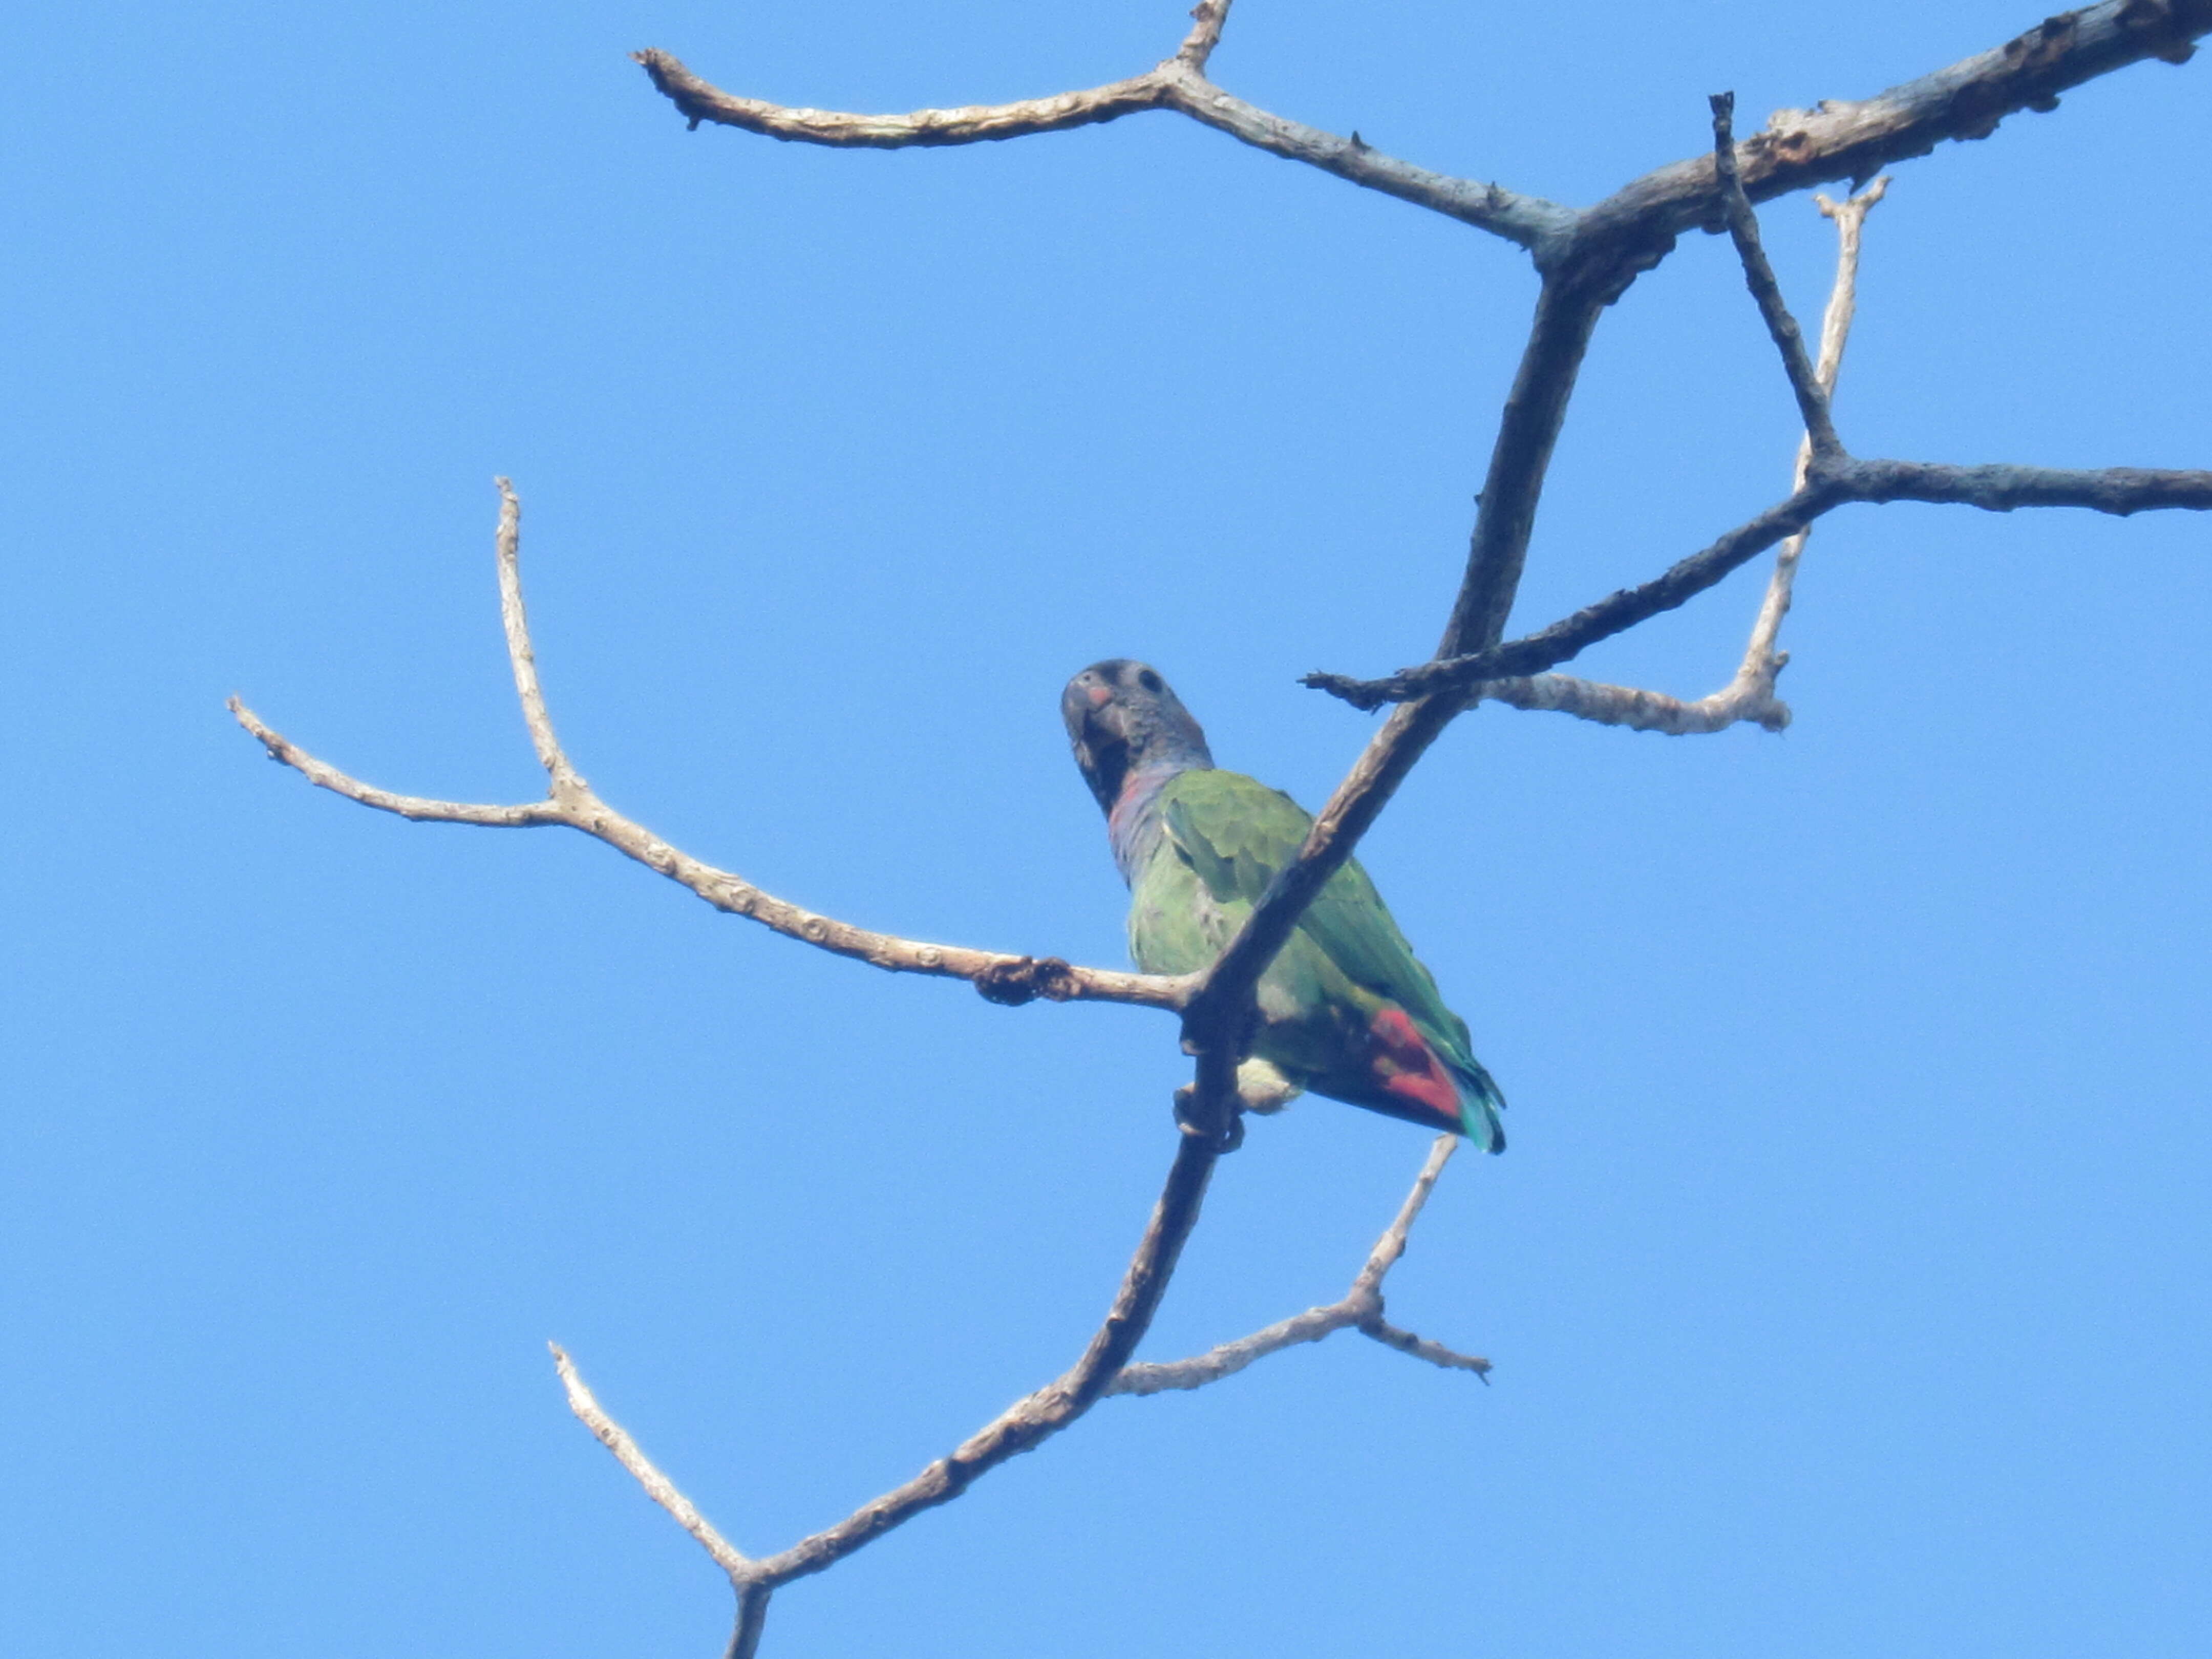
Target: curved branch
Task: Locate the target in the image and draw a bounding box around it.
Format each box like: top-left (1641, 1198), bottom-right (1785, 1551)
top-left (631, 5), bottom-right (1573, 250)
top-left (229, 482), bottom-right (1189, 1014)
top-left (631, 47), bottom-right (1173, 146)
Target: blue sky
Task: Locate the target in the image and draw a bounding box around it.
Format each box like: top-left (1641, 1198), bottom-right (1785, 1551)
top-left (5, 4), bottom-right (2207, 1655)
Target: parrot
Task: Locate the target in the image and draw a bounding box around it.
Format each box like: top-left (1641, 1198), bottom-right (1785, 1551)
top-left (1062, 658), bottom-right (1505, 1151)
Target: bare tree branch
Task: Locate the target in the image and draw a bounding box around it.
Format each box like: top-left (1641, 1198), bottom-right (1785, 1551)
top-left (1308, 456), bottom-right (2212, 712)
top-left (623, 5), bottom-right (2212, 1026)
top-left (229, 484), bottom-right (1190, 1014)
top-left (1467, 177), bottom-right (1893, 737)
top-left (1709, 93), bottom-right (1840, 458)
top-left (1584, 0), bottom-right (2212, 247)
top-left (555, 1132), bottom-right (1481, 1639)
top-left (555, 1125), bottom-right (1227, 1604)
top-left (1175, 0), bottom-right (1232, 72)
top-left (552, 1345), bottom-right (755, 1581)
top-left (630, 7), bottom-right (1575, 250)
top-left (233, 10), bottom-right (2209, 1653)
top-left (1109, 1132), bottom-right (1489, 1394)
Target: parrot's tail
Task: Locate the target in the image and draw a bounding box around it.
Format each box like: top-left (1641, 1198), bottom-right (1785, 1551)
top-left (1450, 1059), bottom-right (1507, 1155)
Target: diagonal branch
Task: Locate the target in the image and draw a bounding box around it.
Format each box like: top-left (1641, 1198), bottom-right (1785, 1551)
top-left (557, 1125), bottom-right (1226, 1605)
top-left (552, 1346), bottom-right (754, 1581)
top-left (1474, 176), bottom-right (1892, 737)
top-left (1709, 92), bottom-right (1840, 458)
top-left (1307, 458), bottom-right (2212, 710)
top-left (230, 481), bottom-right (1189, 1014)
top-left (1109, 1132), bottom-right (1489, 1394)
top-left (555, 1132), bottom-right (1481, 1640)
top-left (1584, 0), bottom-right (2212, 248)
top-left (1176, 0), bottom-right (1232, 72)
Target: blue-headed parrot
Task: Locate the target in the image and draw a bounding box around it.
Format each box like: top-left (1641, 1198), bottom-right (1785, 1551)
top-left (1062, 659), bottom-right (1505, 1151)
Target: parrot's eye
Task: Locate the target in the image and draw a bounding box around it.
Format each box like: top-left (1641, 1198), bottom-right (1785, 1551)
top-left (1138, 669), bottom-right (1163, 693)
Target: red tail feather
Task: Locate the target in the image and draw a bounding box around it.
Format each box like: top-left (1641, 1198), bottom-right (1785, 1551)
top-left (1368, 1007), bottom-right (1461, 1128)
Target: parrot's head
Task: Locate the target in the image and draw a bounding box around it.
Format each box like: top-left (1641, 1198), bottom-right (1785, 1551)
top-left (1062, 659), bottom-right (1214, 815)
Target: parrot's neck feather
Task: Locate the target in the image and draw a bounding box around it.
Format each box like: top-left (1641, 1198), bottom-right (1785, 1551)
top-left (1108, 760), bottom-right (1201, 884)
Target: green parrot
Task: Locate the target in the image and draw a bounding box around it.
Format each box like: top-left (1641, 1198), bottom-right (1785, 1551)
top-left (1063, 658), bottom-right (1504, 1150)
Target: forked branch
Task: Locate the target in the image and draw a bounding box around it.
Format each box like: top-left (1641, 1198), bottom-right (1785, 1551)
top-left (228, 482), bottom-right (1188, 1014)
top-left (1472, 173), bottom-right (1891, 736)
top-left (630, 1), bottom-right (1573, 250)
top-left (1109, 1132), bottom-right (1488, 1392)
top-left (557, 1131), bottom-right (1483, 1654)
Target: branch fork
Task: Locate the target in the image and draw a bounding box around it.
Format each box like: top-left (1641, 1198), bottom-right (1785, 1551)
top-left (230, 481), bottom-right (1189, 1015)
top-left (558, 1131), bottom-right (1484, 1656)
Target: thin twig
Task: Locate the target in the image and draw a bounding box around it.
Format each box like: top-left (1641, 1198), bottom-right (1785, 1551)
top-left (551, 1345), bottom-right (754, 1582)
top-left (492, 480), bottom-right (581, 796)
top-left (1360, 1316), bottom-right (1492, 1376)
top-left (1725, 178), bottom-right (1888, 710)
top-left (230, 490), bottom-right (1190, 1014)
top-left (1109, 1133), bottom-right (1488, 1394)
top-left (1710, 94), bottom-right (1840, 457)
top-left (1350, 1132), bottom-right (1458, 1299)
top-left (1175, 0), bottom-right (1233, 71)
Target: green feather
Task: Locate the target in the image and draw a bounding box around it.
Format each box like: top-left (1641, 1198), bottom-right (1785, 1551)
top-left (1127, 769), bottom-right (1504, 1147)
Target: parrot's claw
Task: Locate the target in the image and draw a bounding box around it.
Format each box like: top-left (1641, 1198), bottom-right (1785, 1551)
top-left (1173, 1084), bottom-right (1245, 1153)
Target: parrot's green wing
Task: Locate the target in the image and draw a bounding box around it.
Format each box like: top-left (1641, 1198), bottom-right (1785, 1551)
top-left (1128, 769), bottom-right (1503, 1147)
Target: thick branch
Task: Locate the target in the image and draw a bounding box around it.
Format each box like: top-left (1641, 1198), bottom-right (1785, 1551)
top-left (1179, 262), bottom-right (1630, 1053)
top-left (1439, 275), bottom-right (1621, 658)
top-left (1109, 1132), bottom-right (1488, 1393)
top-left (230, 487), bottom-right (1189, 1014)
top-left (1585, 0), bottom-right (2212, 247)
top-left (1181, 693), bottom-right (1464, 1064)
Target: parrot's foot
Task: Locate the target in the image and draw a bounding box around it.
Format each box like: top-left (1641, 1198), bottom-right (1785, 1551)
top-left (1173, 1084), bottom-right (1245, 1153)
top-left (1234, 1058), bottom-right (1302, 1115)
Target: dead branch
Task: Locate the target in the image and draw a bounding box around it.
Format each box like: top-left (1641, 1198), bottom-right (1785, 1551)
top-left (231, 8), bottom-right (2212, 1654)
top-left (556, 1129), bottom-right (1481, 1652)
top-left (631, 2), bottom-right (1573, 251)
top-left (1586, 0), bottom-right (2211, 247)
top-left (1308, 455), bottom-right (2212, 712)
top-left (554, 1121), bottom-right (1227, 1655)
top-left (626, 0), bottom-right (2211, 1090)
top-left (1710, 93), bottom-right (1840, 458)
top-left (228, 481), bottom-right (1189, 1015)
top-left (1463, 177), bottom-right (1890, 736)
top-left (1109, 1133), bottom-right (1489, 1393)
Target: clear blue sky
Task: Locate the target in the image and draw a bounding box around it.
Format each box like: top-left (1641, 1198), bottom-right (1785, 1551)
top-left (5, 4), bottom-right (2207, 1655)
